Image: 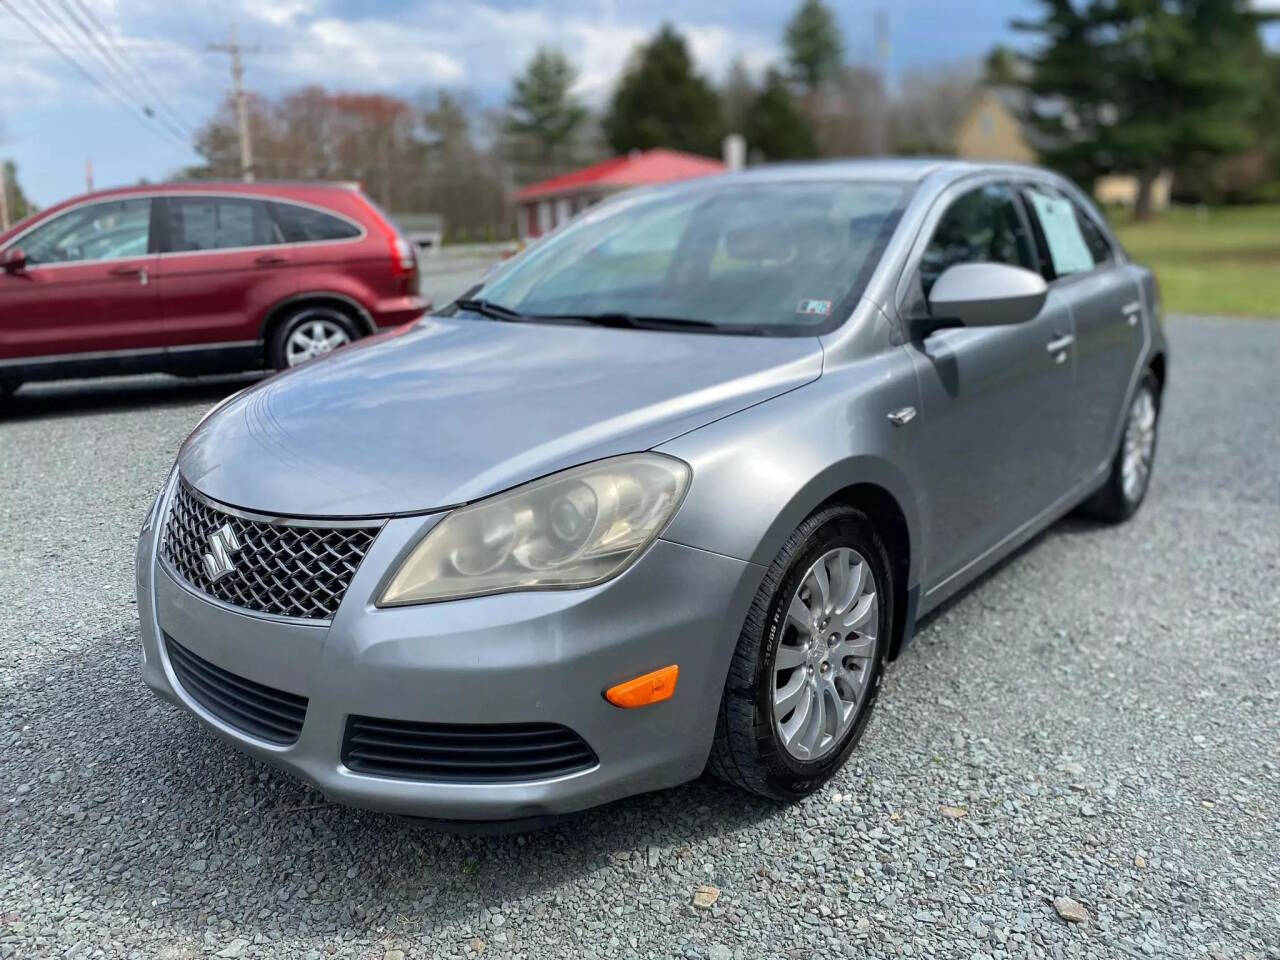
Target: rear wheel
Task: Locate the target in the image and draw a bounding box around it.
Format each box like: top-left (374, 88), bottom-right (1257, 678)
top-left (708, 504), bottom-right (893, 801)
top-left (1079, 370), bottom-right (1160, 522)
top-left (269, 305), bottom-right (361, 370)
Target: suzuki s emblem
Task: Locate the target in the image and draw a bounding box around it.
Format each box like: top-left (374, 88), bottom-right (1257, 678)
top-left (203, 522), bottom-right (242, 582)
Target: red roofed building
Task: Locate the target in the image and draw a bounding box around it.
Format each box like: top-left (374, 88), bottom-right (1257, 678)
top-left (513, 148), bottom-right (726, 240)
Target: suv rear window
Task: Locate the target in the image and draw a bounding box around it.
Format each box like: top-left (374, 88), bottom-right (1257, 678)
top-left (168, 197), bottom-right (278, 252)
top-left (269, 202), bottom-right (362, 243)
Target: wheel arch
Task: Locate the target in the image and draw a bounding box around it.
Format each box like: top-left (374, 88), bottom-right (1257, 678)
top-left (738, 457), bottom-right (922, 663)
top-left (260, 292), bottom-right (377, 365)
top-left (1148, 350), bottom-right (1167, 396)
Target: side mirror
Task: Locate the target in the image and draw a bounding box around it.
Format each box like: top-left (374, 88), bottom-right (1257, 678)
top-left (2, 247), bottom-right (27, 274)
top-left (918, 262), bottom-right (1047, 336)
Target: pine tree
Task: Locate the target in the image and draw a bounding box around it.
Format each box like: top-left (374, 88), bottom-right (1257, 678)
top-left (784, 0), bottom-right (844, 95)
top-left (744, 69), bottom-right (817, 161)
top-left (602, 24), bottom-right (723, 157)
top-left (505, 48), bottom-right (588, 163)
top-left (1015, 0), bottom-right (1271, 218)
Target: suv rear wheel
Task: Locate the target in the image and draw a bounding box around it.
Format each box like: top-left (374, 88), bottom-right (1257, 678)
top-left (269, 305), bottom-right (361, 370)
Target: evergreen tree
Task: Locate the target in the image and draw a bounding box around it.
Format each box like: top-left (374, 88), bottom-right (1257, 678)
top-left (744, 68), bottom-right (817, 161)
top-left (1015, 0), bottom-right (1272, 218)
top-left (602, 24), bottom-right (723, 157)
top-left (505, 48), bottom-right (588, 163)
top-left (784, 0), bottom-right (844, 94)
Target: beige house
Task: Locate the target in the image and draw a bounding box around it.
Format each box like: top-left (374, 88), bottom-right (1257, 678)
top-left (949, 88), bottom-right (1170, 213)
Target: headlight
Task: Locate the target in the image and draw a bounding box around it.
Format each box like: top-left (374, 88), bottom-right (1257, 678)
top-left (379, 453), bottom-right (690, 605)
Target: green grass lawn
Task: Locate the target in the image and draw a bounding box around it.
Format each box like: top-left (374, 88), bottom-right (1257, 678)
top-left (1112, 204), bottom-right (1280, 317)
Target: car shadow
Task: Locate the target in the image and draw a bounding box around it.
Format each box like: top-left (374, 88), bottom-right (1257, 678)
top-left (0, 373), bottom-right (264, 423)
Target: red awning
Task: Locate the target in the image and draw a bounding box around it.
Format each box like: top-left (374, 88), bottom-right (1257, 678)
top-left (514, 149), bottom-right (726, 202)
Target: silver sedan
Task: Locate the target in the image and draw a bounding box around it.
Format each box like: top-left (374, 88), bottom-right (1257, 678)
top-left (136, 159), bottom-right (1166, 824)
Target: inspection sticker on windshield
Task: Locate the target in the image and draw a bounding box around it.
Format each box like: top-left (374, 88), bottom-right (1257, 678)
top-left (797, 299), bottom-right (832, 316)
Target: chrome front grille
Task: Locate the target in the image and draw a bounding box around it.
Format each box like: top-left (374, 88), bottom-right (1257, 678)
top-left (160, 480), bottom-right (380, 620)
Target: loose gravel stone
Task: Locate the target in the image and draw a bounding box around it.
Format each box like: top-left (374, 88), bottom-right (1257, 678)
top-left (1053, 897), bottom-right (1090, 925)
top-left (2, 316), bottom-right (1278, 959)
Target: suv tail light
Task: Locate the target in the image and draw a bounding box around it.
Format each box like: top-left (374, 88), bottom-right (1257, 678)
top-left (355, 193), bottom-right (418, 286)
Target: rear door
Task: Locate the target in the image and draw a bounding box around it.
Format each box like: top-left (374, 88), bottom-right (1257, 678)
top-left (0, 196), bottom-right (159, 361)
top-left (150, 194), bottom-right (298, 348)
top-left (901, 180), bottom-right (1077, 591)
top-left (1020, 181), bottom-right (1144, 479)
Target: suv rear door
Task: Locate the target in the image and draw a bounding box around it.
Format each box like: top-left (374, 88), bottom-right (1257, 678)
top-left (0, 196), bottom-right (159, 362)
top-left (1019, 181), bottom-right (1144, 479)
top-left (150, 194), bottom-right (298, 349)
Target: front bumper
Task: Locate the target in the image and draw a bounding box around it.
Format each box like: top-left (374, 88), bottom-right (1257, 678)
top-left (136, 500), bottom-right (761, 820)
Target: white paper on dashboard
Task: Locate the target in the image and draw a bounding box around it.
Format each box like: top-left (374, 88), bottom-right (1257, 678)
top-left (1027, 190), bottom-right (1094, 275)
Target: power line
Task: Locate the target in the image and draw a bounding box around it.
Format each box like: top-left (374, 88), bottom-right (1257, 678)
top-left (0, 0), bottom-right (193, 153)
top-left (27, 0), bottom-right (191, 144)
top-left (60, 0), bottom-right (195, 140)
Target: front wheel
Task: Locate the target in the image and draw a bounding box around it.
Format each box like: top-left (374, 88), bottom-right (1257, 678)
top-left (269, 306), bottom-right (361, 371)
top-left (1078, 370), bottom-right (1161, 522)
top-left (708, 504), bottom-right (893, 801)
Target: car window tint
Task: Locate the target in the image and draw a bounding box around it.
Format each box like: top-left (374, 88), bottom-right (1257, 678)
top-left (1073, 202), bottom-right (1114, 266)
top-left (167, 197), bottom-right (279, 252)
top-left (21, 198), bottom-right (151, 266)
top-left (1023, 185), bottom-right (1097, 277)
top-left (269, 202), bottom-right (362, 243)
top-left (920, 183), bottom-right (1036, 295)
top-left (478, 181), bottom-right (908, 333)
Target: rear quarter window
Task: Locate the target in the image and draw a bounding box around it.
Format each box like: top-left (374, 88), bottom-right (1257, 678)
top-left (269, 202), bottom-right (363, 243)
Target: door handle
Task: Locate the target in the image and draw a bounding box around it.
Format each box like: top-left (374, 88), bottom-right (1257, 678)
top-left (1046, 334), bottom-right (1075, 354)
top-left (1122, 300), bottom-right (1143, 326)
top-left (108, 265), bottom-right (148, 285)
top-left (254, 254), bottom-right (287, 266)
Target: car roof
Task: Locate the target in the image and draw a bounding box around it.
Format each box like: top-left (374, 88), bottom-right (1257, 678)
top-left (695, 157), bottom-right (1055, 188)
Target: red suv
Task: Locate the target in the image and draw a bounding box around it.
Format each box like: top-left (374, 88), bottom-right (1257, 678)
top-left (0, 181), bottom-right (426, 394)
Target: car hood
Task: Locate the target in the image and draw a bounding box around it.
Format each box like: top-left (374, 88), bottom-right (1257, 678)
top-left (179, 317), bottom-right (823, 517)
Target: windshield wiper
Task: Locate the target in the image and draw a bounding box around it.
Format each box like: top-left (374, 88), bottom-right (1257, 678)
top-left (453, 298), bottom-right (527, 322)
top-left (535, 312), bottom-right (720, 331)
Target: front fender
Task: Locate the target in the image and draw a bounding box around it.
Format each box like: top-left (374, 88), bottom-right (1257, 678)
top-left (656, 356), bottom-right (923, 589)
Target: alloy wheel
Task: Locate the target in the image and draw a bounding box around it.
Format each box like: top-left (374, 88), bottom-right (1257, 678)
top-left (772, 547), bottom-right (879, 761)
top-left (285, 313), bottom-right (352, 367)
top-left (1121, 385), bottom-right (1157, 503)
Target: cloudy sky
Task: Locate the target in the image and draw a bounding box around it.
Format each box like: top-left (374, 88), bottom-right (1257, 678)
top-left (0, 0), bottom-right (1271, 207)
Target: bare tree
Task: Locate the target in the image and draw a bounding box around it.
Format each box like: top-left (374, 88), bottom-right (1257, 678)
top-left (889, 62), bottom-right (982, 155)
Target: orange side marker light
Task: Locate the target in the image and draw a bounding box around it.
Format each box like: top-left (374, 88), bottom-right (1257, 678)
top-left (605, 665), bottom-right (679, 708)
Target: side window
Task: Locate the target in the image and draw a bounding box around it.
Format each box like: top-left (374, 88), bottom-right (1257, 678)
top-left (166, 197), bottom-right (279, 252)
top-left (1023, 184), bottom-right (1101, 278)
top-left (1073, 203), bottom-right (1114, 266)
top-left (269, 202), bottom-right (362, 243)
top-left (21, 198), bottom-right (152, 266)
top-left (919, 183), bottom-right (1036, 296)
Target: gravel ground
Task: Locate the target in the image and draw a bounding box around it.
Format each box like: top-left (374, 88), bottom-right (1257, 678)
top-left (2, 315), bottom-right (1277, 960)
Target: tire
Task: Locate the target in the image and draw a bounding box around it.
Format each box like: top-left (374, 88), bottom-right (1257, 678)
top-left (0, 379), bottom-right (18, 397)
top-left (268, 304), bottom-right (362, 371)
top-left (1078, 370), bottom-right (1161, 523)
top-left (708, 504), bottom-right (893, 801)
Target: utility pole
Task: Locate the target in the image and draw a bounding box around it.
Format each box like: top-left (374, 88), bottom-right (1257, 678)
top-left (208, 24), bottom-right (259, 182)
top-left (873, 9), bottom-right (890, 155)
top-left (0, 163), bottom-right (9, 232)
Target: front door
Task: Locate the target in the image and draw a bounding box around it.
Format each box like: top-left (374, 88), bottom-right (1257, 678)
top-left (1020, 182), bottom-right (1145, 479)
top-left (901, 181), bottom-right (1077, 593)
top-left (0, 197), bottom-right (159, 362)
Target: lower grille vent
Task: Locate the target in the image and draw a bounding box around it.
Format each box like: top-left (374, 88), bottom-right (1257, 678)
top-left (165, 636), bottom-right (307, 745)
top-left (341, 716), bottom-right (597, 783)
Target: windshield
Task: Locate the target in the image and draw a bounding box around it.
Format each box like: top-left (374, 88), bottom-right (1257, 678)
top-left (460, 180), bottom-right (910, 335)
